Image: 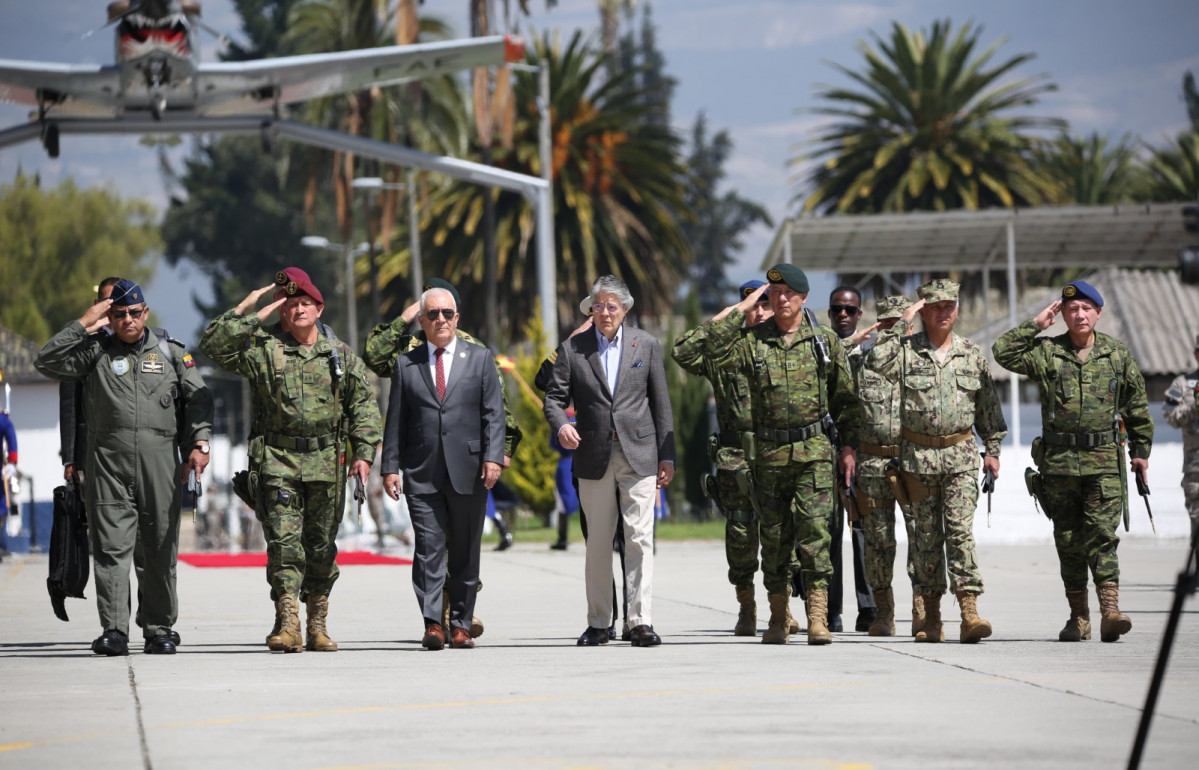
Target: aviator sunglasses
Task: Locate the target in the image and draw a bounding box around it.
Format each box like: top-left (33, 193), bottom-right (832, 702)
top-left (425, 308), bottom-right (457, 320)
top-left (109, 307), bottom-right (146, 319)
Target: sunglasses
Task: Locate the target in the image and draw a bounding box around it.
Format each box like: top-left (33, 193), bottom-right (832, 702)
top-left (425, 308), bottom-right (456, 321)
top-left (109, 307), bottom-right (146, 319)
top-left (829, 304), bottom-right (861, 316)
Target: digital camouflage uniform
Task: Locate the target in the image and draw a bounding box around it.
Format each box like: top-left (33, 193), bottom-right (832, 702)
top-left (1162, 361), bottom-right (1199, 537)
top-left (993, 319), bottom-right (1153, 591)
top-left (851, 301), bottom-right (923, 597)
top-left (35, 322), bottom-right (212, 640)
top-left (672, 320), bottom-right (761, 588)
top-left (200, 310), bottom-right (381, 602)
top-left (868, 305), bottom-right (1006, 599)
top-left (706, 309), bottom-right (859, 597)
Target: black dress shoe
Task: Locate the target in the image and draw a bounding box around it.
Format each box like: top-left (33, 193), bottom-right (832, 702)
top-left (620, 627), bottom-right (632, 642)
top-left (629, 625), bottom-right (662, 647)
top-left (577, 626), bottom-right (610, 646)
top-left (549, 541), bottom-right (567, 551)
top-left (92, 630), bottom-right (129, 657)
top-left (144, 635), bottom-right (177, 655)
top-left (855, 608), bottom-right (877, 632)
top-left (494, 532), bottom-right (513, 551)
top-left (828, 615), bottom-right (844, 633)
top-left (167, 629), bottom-right (182, 646)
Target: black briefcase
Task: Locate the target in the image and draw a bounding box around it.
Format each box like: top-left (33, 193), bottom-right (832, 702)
top-left (47, 481), bottom-right (90, 621)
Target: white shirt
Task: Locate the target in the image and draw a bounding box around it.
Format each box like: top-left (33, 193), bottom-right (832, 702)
top-left (426, 335), bottom-right (459, 388)
top-left (596, 325), bottom-right (623, 395)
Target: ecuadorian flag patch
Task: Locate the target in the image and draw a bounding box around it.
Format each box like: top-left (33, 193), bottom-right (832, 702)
top-left (182, 353), bottom-right (196, 368)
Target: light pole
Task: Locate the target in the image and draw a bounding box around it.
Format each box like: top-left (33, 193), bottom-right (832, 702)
top-left (300, 235), bottom-right (371, 351)
top-left (353, 173), bottom-right (423, 305)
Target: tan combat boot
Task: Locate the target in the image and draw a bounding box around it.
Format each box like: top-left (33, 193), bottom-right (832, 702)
top-left (264, 600), bottom-right (282, 646)
top-left (915, 594), bottom-right (944, 642)
top-left (1096, 582), bottom-right (1131, 642)
top-left (443, 589), bottom-right (485, 638)
top-left (305, 595), bottom-right (338, 651)
top-left (786, 603), bottom-right (801, 634)
top-left (911, 594), bottom-right (926, 638)
top-left (267, 594), bottom-right (303, 653)
top-left (956, 591), bottom-right (993, 644)
top-left (734, 585), bottom-right (757, 637)
top-left (868, 587), bottom-right (896, 636)
top-left (1059, 589), bottom-right (1092, 642)
top-left (761, 593), bottom-right (791, 645)
top-left (805, 589), bottom-right (833, 645)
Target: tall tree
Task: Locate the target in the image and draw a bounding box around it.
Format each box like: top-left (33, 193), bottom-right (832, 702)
top-left (1184, 70), bottom-right (1199, 133)
top-left (223, 0), bottom-right (305, 60)
top-left (0, 174), bottom-right (159, 344)
top-left (414, 31), bottom-right (689, 343)
top-left (682, 113), bottom-right (773, 312)
top-left (1033, 132), bottom-right (1147, 205)
top-left (1145, 131), bottom-right (1199, 202)
top-left (795, 20), bottom-right (1064, 214)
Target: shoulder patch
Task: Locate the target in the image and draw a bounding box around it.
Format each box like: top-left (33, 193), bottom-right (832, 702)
top-left (182, 353), bottom-right (196, 368)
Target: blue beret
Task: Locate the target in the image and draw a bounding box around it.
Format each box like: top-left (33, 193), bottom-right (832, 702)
top-left (110, 279), bottom-right (145, 307)
top-left (766, 263), bottom-right (809, 293)
top-left (739, 279), bottom-right (766, 300)
top-left (1062, 280), bottom-right (1103, 308)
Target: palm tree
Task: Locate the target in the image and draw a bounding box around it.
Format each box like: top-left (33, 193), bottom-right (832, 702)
top-left (795, 19), bottom-right (1065, 214)
top-left (1145, 131), bottom-right (1199, 201)
top-left (1033, 132), bottom-right (1148, 205)
top-left (410, 31), bottom-right (689, 342)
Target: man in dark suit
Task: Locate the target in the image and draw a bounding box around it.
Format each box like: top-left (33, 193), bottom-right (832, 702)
top-left (544, 275), bottom-right (676, 648)
top-left (382, 287), bottom-right (505, 650)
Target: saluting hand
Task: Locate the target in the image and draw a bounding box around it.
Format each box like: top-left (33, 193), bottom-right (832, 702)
top-left (257, 296), bottom-right (286, 323)
top-left (79, 299), bottom-right (113, 333)
top-left (399, 300), bottom-right (421, 325)
top-left (569, 317), bottom-right (594, 339)
top-left (848, 322), bottom-right (881, 346)
top-left (235, 284), bottom-right (277, 315)
top-left (1034, 300), bottom-right (1062, 330)
top-left (736, 283), bottom-right (769, 314)
top-left (901, 298), bottom-right (925, 323)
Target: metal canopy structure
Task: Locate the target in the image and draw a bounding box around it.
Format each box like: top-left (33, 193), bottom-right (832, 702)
top-left (760, 203), bottom-right (1191, 447)
top-left (762, 203), bottom-right (1189, 272)
top-left (0, 114), bottom-right (560, 348)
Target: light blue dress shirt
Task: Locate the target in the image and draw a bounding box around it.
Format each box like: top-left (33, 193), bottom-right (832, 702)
top-left (596, 325), bottom-right (623, 396)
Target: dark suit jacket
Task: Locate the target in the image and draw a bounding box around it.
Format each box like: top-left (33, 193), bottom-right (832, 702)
top-left (543, 325), bottom-right (675, 480)
top-left (381, 338), bottom-right (505, 495)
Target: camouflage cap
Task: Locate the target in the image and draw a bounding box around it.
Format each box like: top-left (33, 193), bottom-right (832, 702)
top-left (766, 263), bottom-right (809, 293)
top-left (917, 278), bottom-right (959, 303)
top-left (875, 295), bottom-right (910, 320)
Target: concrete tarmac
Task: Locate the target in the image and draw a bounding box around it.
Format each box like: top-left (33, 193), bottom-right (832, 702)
top-left (2, 538), bottom-right (1197, 769)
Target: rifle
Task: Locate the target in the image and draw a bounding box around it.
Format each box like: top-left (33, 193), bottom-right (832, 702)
top-left (1135, 467), bottom-right (1156, 534)
top-left (352, 474), bottom-right (366, 528)
top-left (980, 459), bottom-right (995, 527)
top-left (186, 469), bottom-right (201, 522)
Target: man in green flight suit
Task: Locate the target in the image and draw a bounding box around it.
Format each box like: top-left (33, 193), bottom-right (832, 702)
top-left (867, 279), bottom-right (1006, 644)
top-left (705, 265), bottom-right (859, 646)
top-left (200, 267), bottom-right (382, 653)
top-left (36, 279), bottom-right (213, 656)
top-left (674, 279), bottom-right (803, 637)
top-left (993, 280), bottom-right (1152, 642)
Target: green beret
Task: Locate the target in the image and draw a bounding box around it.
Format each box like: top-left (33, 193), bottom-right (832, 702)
top-left (875, 295), bottom-right (910, 320)
top-left (766, 263), bottom-right (809, 293)
top-left (422, 277), bottom-right (460, 308)
top-left (917, 278), bottom-right (959, 303)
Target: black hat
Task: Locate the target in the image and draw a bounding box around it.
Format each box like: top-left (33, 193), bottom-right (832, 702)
top-left (766, 263), bottom-right (809, 293)
top-left (423, 277), bottom-right (460, 308)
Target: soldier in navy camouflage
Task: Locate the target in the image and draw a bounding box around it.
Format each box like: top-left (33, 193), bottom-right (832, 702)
top-left (673, 279), bottom-right (801, 637)
top-left (852, 295), bottom-right (927, 637)
top-left (867, 279), bottom-right (1006, 644)
top-left (705, 265), bottom-right (858, 646)
top-left (1163, 333), bottom-right (1199, 541)
top-left (994, 281), bottom-right (1153, 643)
top-left (200, 269), bottom-right (381, 653)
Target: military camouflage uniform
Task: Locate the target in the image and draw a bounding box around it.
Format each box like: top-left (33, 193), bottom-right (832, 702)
top-left (1163, 365), bottom-right (1199, 536)
top-left (364, 317), bottom-right (521, 457)
top-left (706, 310), bottom-right (859, 595)
top-left (672, 320), bottom-right (760, 588)
top-left (200, 311), bottom-right (381, 601)
top-left (994, 320), bottom-right (1153, 590)
top-left (850, 335), bottom-right (923, 594)
top-left (868, 320), bottom-right (1006, 597)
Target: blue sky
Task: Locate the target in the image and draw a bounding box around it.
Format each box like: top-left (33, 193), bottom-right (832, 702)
top-left (2, 0), bottom-right (1197, 338)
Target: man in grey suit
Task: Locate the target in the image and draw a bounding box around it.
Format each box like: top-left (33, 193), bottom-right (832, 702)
top-left (382, 288), bottom-right (506, 650)
top-left (544, 275), bottom-right (676, 647)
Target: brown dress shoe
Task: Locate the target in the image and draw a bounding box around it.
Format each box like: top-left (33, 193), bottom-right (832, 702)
top-left (451, 627), bottom-right (475, 649)
top-left (422, 623), bottom-right (446, 651)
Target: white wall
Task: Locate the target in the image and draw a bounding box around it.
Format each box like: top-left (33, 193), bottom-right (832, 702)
top-left (7, 380), bottom-right (64, 502)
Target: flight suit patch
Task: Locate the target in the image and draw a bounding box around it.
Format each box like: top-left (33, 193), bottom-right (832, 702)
top-left (111, 357), bottom-right (130, 376)
top-left (141, 353), bottom-right (166, 374)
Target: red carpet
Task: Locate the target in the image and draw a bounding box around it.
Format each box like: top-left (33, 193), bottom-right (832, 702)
top-left (179, 551), bottom-right (412, 568)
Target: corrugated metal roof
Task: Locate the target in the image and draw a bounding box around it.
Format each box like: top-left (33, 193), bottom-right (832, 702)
top-left (0, 325), bottom-right (49, 385)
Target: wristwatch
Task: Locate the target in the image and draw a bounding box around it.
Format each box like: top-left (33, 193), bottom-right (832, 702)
top-left (194, 442), bottom-right (210, 455)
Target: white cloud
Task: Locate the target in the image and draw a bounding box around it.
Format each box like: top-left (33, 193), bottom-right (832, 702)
top-left (654, 2), bottom-right (896, 52)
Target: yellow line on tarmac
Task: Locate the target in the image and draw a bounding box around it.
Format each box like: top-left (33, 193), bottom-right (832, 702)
top-left (0, 681), bottom-right (868, 755)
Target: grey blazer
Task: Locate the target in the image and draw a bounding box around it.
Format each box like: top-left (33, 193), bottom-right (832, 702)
top-left (543, 324), bottom-right (675, 480)
top-left (381, 339), bottom-right (505, 495)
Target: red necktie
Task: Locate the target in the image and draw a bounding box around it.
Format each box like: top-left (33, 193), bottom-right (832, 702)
top-left (434, 347), bottom-right (446, 401)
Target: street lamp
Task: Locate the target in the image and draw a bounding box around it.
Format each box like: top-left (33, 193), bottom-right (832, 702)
top-left (300, 235), bottom-right (371, 351)
top-left (352, 173), bottom-right (423, 304)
